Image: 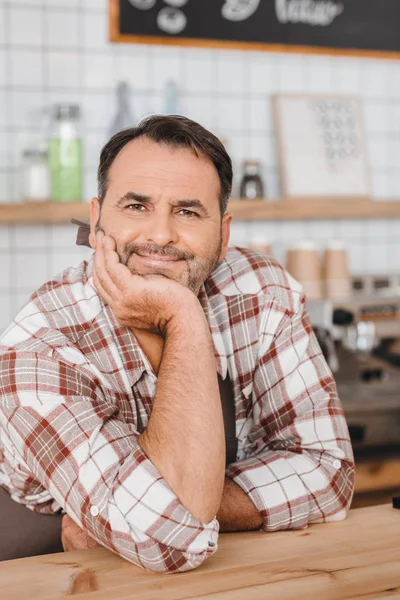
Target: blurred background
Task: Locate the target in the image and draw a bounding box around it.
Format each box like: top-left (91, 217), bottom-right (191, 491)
top-left (1, 0), bottom-right (400, 507)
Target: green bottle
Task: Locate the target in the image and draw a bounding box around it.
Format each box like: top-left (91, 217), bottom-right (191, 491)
top-left (48, 104), bottom-right (83, 203)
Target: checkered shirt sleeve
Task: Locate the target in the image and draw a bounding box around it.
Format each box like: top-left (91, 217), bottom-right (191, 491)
top-left (0, 350), bottom-right (218, 573)
top-left (225, 293), bottom-right (354, 531)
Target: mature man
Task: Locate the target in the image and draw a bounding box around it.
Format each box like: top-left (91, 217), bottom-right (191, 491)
top-left (0, 116), bottom-right (354, 573)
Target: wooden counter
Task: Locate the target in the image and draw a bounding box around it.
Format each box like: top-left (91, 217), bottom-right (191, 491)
top-left (1, 504), bottom-right (399, 599)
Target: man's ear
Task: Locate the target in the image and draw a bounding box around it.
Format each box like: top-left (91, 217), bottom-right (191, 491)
top-left (89, 197), bottom-right (100, 249)
top-left (218, 212), bottom-right (232, 263)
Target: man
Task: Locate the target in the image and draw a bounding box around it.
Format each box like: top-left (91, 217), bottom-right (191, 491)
top-left (0, 115), bottom-right (354, 573)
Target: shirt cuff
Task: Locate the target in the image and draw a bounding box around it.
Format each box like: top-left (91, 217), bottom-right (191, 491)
top-left (226, 452), bottom-right (323, 531)
top-left (95, 443), bottom-right (220, 556)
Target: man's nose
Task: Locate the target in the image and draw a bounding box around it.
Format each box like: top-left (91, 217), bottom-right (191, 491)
top-left (144, 211), bottom-right (179, 247)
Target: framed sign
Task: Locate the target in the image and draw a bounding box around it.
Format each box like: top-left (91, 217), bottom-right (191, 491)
top-left (110, 0), bottom-right (400, 59)
top-left (273, 94), bottom-right (371, 199)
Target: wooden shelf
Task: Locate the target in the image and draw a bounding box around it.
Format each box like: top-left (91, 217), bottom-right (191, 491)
top-left (1, 198), bottom-right (400, 224)
top-left (0, 202), bottom-right (90, 224)
top-left (229, 198), bottom-right (400, 221)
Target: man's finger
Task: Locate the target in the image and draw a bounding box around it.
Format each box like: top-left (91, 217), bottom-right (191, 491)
top-left (93, 266), bottom-right (115, 308)
top-left (104, 260), bottom-right (135, 292)
top-left (102, 235), bottom-right (120, 269)
top-left (103, 254), bottom-right (139, 294)
top-left (94, 233), bottom-right (121, 299)
top-left (102, 235), bottom-right (131, 289)
top-left (100, 233), bottom-right (143, 294)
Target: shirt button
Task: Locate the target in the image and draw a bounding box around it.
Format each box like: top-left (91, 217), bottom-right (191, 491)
top-left (90, 505), bottom-right (99, 517)
top-left (333, 460), bottom-right (341, 470)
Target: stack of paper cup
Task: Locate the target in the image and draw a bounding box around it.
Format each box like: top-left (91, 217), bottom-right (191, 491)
top-left (286, 242), bottom-right (323, 300)
top-left (323, 241), bottom-right (352, 299)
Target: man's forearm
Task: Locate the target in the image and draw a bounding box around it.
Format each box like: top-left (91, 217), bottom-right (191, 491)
top-left (217, 478), bottom-right (263, 532)
top-left (139, 303), bottom-right (226, 524)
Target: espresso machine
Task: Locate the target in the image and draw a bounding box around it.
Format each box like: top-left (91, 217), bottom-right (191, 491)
top-left (307, 274), bottom-right (400, 452)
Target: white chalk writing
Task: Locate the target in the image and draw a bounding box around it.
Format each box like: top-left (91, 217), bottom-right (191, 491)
top-left (222, 0), bottom-right (261, 22)
top-left (164, 0), bottom-right (189, 7)
top-left (275, 0), bottom-right (344, 26)
top-left (157, 6), bottom-right (187, 34)
top-left (129, 0), bottom-right (157, 10)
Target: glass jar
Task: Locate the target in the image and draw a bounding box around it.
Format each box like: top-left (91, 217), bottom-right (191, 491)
top-left (21, 149), bottom-right (50, 202)
top-left (48, 104), bottom-right (83, 203)
top-left (239, 160), bottom-right (264, 200)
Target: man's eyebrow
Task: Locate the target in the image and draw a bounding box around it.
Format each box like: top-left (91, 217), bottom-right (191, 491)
top-left (116, 192), bottom-right (211, 217)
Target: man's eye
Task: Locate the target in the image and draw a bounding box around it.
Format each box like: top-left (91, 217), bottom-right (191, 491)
top-left (127, 204), bottom-right (145, 211)
top-left (179, 209), bottom-right (198, 217)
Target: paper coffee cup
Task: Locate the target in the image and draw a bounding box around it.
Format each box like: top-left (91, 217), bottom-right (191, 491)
top-left (286, 242), bottom-right (323, 300)
top-left (323, 241), bottom-right (351, 299)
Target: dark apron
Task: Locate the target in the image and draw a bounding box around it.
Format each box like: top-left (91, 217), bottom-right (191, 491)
top-left (0, 221), bottom-right (238, 561)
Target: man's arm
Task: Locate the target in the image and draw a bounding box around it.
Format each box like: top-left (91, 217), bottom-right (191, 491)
top-left (0, 232), bottom-right (226, 573)
top-left (139, 312), bottom-right (226, 524)
top-left (62, 477), bottom-right (263, 553)
top-left (95, 233), bottom-right (226, 524)
top-left (224, 292), bottom-right (355, 532)
top-left (0, 353), bottom-right (220, 573)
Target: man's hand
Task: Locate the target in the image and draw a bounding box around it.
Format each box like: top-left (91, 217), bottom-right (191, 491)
top-left (216, 478), bottom-right (263, 532)
top-left (93, 231), bottom-right (196, 335)
top-left (61, 515), bottom-right (101, 552)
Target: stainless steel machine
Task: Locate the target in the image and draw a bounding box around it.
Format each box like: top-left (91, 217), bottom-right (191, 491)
top-left (308, 274), bottom-right (400, 453)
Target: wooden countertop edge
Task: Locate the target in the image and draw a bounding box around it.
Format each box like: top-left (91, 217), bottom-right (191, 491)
top-left (1, 504), bottom-right (399, 599)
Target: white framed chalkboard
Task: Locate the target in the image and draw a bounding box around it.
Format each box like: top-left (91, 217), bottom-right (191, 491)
top-left (273, 94), bottom-right (371, 199)
top-left (110, 0), bottom-right (400, 59)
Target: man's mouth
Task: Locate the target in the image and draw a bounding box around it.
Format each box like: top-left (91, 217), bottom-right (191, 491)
top-left (134, 253), bottom-right (182, 265)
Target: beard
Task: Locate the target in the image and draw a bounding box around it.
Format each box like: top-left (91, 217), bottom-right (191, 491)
top-left (98, 224), bottom-right (222, 295)
top-left (121, 239), bottom-right (222, 294)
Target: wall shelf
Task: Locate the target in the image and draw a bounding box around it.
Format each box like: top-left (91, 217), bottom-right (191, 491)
top-left (229, 198), bottom-right (400, 221)
top-left (0, 202), bottom-right (90, 224)
top-left (1, 198), bottom-right (400, 224)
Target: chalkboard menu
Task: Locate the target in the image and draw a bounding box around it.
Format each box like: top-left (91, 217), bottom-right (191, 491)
top-left (109, 0), bottom-right (400, 59)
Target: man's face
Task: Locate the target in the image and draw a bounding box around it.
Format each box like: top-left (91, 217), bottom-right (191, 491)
top-left (90, 137), bottom-right (231, 295)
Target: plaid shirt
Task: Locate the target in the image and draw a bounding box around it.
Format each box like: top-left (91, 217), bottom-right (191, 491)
top-left (0, 248), bottom-right (354, 573)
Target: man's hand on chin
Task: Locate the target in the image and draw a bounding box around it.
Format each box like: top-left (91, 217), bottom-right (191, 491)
top-left (61, 515), bottom-right (101, 552)
top-left (93, 231), bottom-right (196, 335)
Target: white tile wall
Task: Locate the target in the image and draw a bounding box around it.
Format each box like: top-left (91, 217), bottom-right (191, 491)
top-left (11, 48), bottom-right (43, 87)
top-left (0, 48), bottom-right (6, 86)
top-left (48, 51), bottom-right (81, 89)
top-left (45, 9), bottom-right (80, 50)
top-left (0, 0), bottom-right (400, 333)
top-left (184, 51), bottom-right (215, 94)
top-left (115, 45), bottom-right (151, 91)
top-left (9, 5), bottom-right (43, 48)
top-left (83, 53), bottom-right (115, 89)
top-left (0, 4), bottom-right (5, 44)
